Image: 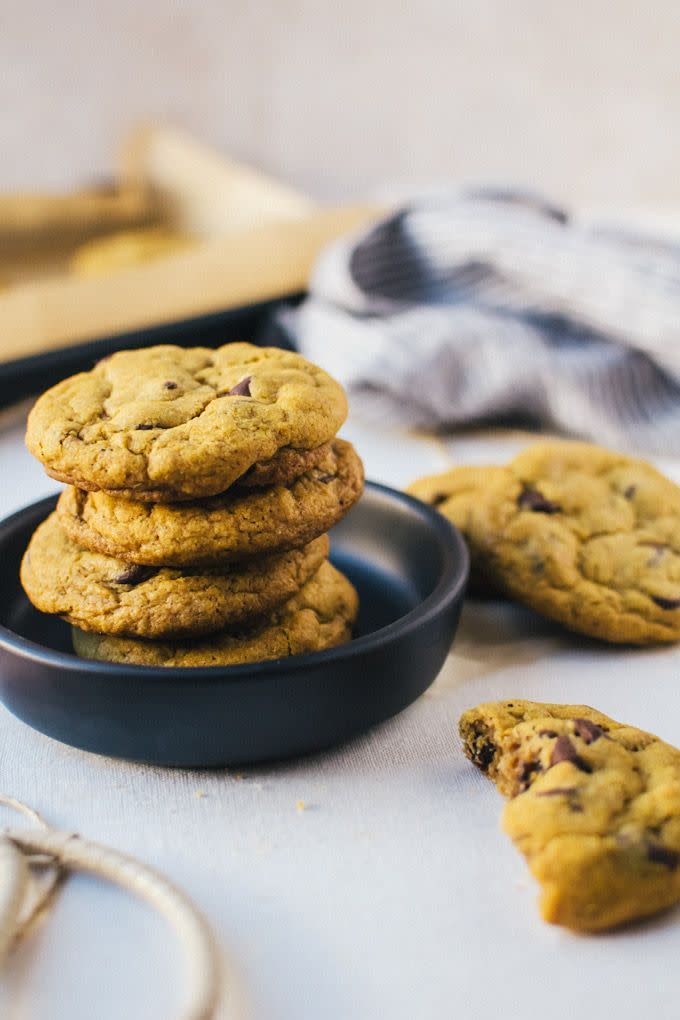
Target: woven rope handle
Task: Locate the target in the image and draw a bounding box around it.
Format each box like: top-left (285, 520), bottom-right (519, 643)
top-left (0, 796), bottom-right (63, 953)
top-left (0, 839), bottom-right (28, 964)
top-left (4, 827), bottom-right (223, 1020)
top-left (0, 795), bottom-right (234, 1020)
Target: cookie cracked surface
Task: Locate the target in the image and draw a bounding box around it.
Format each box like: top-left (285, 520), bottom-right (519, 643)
top-left (71, 560), bottom-right (359, 667)
top-left (21, 512), bottom-right (328, 639)
top-left (460, 699), bottom-right (680, 931)
top-left (26, 343), bottom-right (348, 501)
top-left (57, 439), bottom-right (364, 567)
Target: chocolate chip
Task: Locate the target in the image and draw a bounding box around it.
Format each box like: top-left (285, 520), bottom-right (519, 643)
top-left (518, 759), bottom-right (543, 788)
top-left (518, 486), bottom-right (561, 514)
top-left (163, 381), bottom-right (178, 390)
top-left (624, 484), bottom-right (637, 499)
top-left (468, 725), bottom-right (496, 771)
top-left (572, 718), bottom-right (604, 744)
top-left (538, 729), bottom-right (558, 738)
top-left (652, 594), bottom-right (680, 610)
top-left (316, 474), bottom-right (336, 484)
top-left (431, 493), bottom-right (448, 507)
top-left (535, 785), bottom-right (583, 811)
top-left (646, 839), bottom-right (680, 870)
top-left (549, 735), bottom-right (592, 773)
top-left (228, 376), bottom-right (252, 397)
top-left (136, 424), bottom-right (155, 431)
top-left (112, 565), bottom-right (157, 586)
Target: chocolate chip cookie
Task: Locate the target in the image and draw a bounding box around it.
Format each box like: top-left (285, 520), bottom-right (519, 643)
top-left (26, 343), bottom-right (348, 501)
top-left (71, 560), bottom-right (359, 667)
top-left (460, 700), bottom-right (680, 931)
top-left (473, 441), bottom-right (680, 643)
top-left (57, 440), bottom-right (364, 567)
top-left (21, 512), bottom-right (328, 639)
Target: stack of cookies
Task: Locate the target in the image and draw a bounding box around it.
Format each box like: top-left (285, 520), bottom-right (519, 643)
top-left (409, 440), bottom-right (680, 645)
top-left (21, 343), bottom-right (363, 667)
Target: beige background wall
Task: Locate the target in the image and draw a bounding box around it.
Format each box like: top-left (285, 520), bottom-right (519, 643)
top-left (3, 0), bottom-right (679, 204)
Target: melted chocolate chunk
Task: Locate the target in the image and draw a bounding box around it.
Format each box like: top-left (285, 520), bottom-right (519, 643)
top-left (163, 381), bottom-right (178, 390)
top-left (518, 486), bottom-right (561, 514)
top-left (535, 785), bottom-right (582, 812)
top-left (518, 759), bottom-right (543, 789)
top-left (431, 493), bottom-right (448, 507)
top-left (549, 735), bottom-right (592, 773)
top-left (112, 565), bottom-right (157, 586)
top-left (646, 839), bottom-right (680, 870)
top-left (228, 376), bottom-right (252, 397)
top-left (652, 594), bottom-right (680, 611)
top-left (623, 484), bottom-right (637, 500)
top-left (316, 473), bottom-right (336, 484)
top-left (468, 726), bottom-right (496, 771)
top-left (136, 424), bottom-right (155, 431)
top-left (538, 729), bottom-right (558, 738)
top-left (572, 718), bottom-right (604, 744)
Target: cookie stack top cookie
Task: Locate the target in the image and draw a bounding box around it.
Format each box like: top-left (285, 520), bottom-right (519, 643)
top-left (22, 343), bottom-right (362, 666)
top-left (26, 342), bottom-right (349, 500)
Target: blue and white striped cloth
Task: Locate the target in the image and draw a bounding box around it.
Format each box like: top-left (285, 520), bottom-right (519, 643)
top-left (281, 191), bottom-right (680, 454)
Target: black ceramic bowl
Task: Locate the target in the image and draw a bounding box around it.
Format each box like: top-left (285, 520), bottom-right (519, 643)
top-left (0, 484), bottom-right (468, 766)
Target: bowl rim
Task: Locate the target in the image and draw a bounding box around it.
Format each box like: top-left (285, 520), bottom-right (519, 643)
top-left (0, 482), bottom-right (469, 684)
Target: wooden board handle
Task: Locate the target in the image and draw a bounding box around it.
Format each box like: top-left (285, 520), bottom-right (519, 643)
top-left (0, 205), bottom-right (382, 363)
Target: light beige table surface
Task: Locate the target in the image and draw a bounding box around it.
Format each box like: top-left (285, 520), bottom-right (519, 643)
top-left (0, 399), bottom-right (679, 1019)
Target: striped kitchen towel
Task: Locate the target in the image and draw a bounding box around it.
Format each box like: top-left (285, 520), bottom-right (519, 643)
top-left (280, 191), bottom-right (680, 454)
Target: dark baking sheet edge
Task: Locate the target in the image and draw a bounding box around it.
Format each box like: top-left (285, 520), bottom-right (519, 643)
top-left (0, 291), bottom-right (304, 407)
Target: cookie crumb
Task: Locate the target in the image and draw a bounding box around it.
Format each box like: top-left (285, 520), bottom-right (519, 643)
top-left (194, 790), bottom-right (207, 799)
top-left (296, 800), bottom-right (306, 812)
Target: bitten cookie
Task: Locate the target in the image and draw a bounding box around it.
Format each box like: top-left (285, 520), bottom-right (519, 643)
top-left (72, 560), bottom-right (359, 667)
top-left (21, 512), bottom-right (328, 639)
top-left (460, 700), bottom-right (680, 932)
top-left (472, 441), bottom-right (680, 643)
top-left (26, 343), bottom-right (348, 501)
top-left (57, 440), bottom-right (364, 567)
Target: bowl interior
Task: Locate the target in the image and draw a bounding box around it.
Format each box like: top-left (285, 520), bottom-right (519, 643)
top-left (0, 484), bottom-right (459, 660)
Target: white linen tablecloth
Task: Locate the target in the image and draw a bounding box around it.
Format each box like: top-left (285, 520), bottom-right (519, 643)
top-left (1, 401), bottom-right (680, 1020)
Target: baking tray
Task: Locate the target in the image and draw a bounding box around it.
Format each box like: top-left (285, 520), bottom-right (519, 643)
top-left (0, 292), bottom-right (304, 408)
